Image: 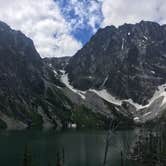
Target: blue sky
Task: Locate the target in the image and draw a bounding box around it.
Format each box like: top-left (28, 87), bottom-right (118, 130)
top-left (57, 0), bottom-right (103, 44)
top-left (0, 0), bottom-right (165, 57)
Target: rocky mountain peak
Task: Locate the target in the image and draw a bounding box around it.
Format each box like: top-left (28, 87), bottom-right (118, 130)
top-left (66, 21), bottom-right (166, 105)
top-left (0, 22), bottom-right (41, 63)
top-left (0, 21), bottom-right (75, 129)
top-left (0, 21), bottom-right (45, 100)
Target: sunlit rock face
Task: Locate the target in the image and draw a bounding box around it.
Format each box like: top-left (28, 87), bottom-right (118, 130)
top-left (66, 21), bottom-right (166, 105)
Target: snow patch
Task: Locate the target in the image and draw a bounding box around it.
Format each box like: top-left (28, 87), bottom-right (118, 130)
top-left (143, 112), bottom-right (151, 117)
top-left (121, 38), bottom-right (125, 50)
top-left (59, 70), bottom-right (65, 74)
top-left (134, 117), bottom-right (140, 122)
top-left (48, 63), bottom-right (52, 68)
top-left (138, 83), bottom-right (166, 109)
top-left (149, 84), bottom-right (166, 107)
top-left (88, 84), bottom-right (166, 111)
top-left (101, 75), bottom-right (109, 87)
top-left (89, 89), bottom-right (145, 110)
top-left (53, 70), bottom-right (58, 76)
top-left (60, 70), bottom-right (86, 99)
top-left (89, 89), bottom-right (122, 105)
top-left (68, 123), bottom-right (77, 128)
top-left (143, 36), bottom-right (148, 40)
top-left (88, 76), bottom-right (93, 79)
top-left (151, 70), bottom-right (155, 74)
top-left (124, 99), bottom-right (145, 110)
top-left (160, 91), bottom-right (166, 107)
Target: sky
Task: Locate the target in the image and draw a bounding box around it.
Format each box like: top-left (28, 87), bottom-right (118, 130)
top-left (0, 0), bottom-right (166, 57)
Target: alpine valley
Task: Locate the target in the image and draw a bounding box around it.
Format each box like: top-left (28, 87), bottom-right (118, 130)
top-left (0, 20), bottom-right (166, 130)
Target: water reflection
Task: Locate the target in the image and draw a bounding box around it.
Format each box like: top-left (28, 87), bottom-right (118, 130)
top-left (129, 125), bottom-right (166, 166)
top-left (0, 128), bottom-right (164, 166)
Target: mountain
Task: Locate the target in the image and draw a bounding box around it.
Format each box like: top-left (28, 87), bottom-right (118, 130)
top-left (0, 21), bottom-right (76, 130)
top-left (66, 21), bottom-right (166, 105)
top-left (0, 21), bottom-right (131, 130)
top-left (0, 20), bottom-right (165, 130)
top-left (64, 21), bottom-right (166, 124)
top-left (44, 57), bottom-right (134, 129)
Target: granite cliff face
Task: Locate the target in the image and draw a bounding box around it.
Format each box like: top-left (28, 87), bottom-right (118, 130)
top-left (0, 21), bottom-right (75, 130)
top-left (0, 21), bottom-right (44, 98)
top-left (66, 21), bottom-right (166, 105)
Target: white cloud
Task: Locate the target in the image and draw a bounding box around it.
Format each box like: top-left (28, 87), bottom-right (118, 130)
top-left (1, 0), bottom-right (166, 58)
top-left (60, 0), bottom-right (103, 33)
top-left (101, 0), bottom-right (166, 27)
top-left (0, 0), bottom-right (82, 57)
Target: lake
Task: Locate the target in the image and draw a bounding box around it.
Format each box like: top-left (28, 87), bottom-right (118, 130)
top-left (0, 129), bottom-right (140, 166)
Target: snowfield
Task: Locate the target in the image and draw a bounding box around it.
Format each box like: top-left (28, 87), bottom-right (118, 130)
top-left (89, 89), bottom-right (122, 105)
top-left (60, 70), bottom-right (86, 99)
top-left (60, 70), bottom-right (166, 122)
